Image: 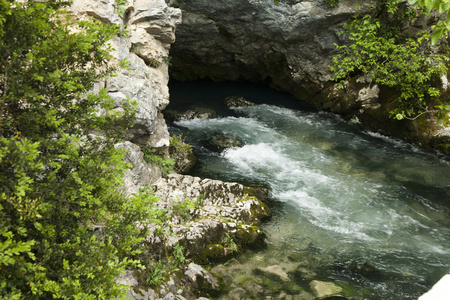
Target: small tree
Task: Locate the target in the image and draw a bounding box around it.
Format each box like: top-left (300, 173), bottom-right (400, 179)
top-left (330, 0), bottom-right (450, 125)
top-left (0, 1), bottom-right (155, 298)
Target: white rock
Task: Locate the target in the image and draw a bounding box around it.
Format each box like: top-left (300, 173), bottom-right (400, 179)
top-left (419, 274), bottom-right (450, 300)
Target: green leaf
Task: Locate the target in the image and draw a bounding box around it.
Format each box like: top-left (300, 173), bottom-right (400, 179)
top-left (431, 27), bottom-right (444, 45)
top-left (395, 114), bottom-right (405, 120)
top-left (425, 0), bottom-right (435, 12)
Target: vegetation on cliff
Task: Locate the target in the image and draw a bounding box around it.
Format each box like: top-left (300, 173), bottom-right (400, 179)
top-left (331, 0), bottom-right (450, 126)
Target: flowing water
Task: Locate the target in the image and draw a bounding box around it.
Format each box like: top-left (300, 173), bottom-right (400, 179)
top-left (167, 80), bottom-right (450, 299)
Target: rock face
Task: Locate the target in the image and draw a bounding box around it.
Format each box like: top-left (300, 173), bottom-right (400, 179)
top-left (71, 0), bottom-right (181, 148)
top-left (69, 0), bottom-right (183, 206)
top-left (115, 141), bottom-right (163, 196)
top-left (169, 0), bottom-right (365, 99)
top-left (169, 0), bottom-right (450, 154)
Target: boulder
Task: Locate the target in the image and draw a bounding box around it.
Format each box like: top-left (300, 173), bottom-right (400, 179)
top-left (223, 96), bottom-right (256, 108)
top-left (185, 263), bottom-right (221, 294)
top-left (205, 133), bottom-right (243, 152)
top-left (164, 107), bottom-right (217, 122)
top-left (150, 174), bottom-right (271, 259)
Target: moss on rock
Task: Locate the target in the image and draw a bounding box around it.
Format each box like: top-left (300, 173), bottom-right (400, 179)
top-left (235, 224), bottom-right (261, 245)
top-left (200, 244), bottom-right (226, 263)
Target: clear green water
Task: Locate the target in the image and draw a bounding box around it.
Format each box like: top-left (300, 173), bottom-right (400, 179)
top-left (167, 81), bottom-right (450, 299)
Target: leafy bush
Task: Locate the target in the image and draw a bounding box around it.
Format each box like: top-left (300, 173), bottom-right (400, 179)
top-left (169, 134), bottom-right (196, 173)
top-left (142, 146), bottom-right (175, 176)
top-left (173, 243), bottom-right (186, 264)
top-left (0, 1), bottom-right (162, 298)
top-left (222, 233), bottom-right (239, 253)
top-left (330, 0), bottom-right (450, 124)
top-left (172, 198), bottom-right (196, 221)
top-left (324, 0), bottom-right (343, 8)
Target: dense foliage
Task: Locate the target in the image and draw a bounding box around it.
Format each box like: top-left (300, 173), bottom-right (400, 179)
top-left (331, 0), bottom-right (450, 125)
top-left (0, 1), bottom-right (160, 298)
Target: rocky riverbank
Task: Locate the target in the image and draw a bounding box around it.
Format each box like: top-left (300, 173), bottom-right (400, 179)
top-left (71, 1), bottom-right (272, 299)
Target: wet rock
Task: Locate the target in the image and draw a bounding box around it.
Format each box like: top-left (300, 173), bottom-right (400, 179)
top-left (164, 107), bottom-right (217, 122)
top-left (223, 96), bottom-right (256, 108)
top-left (185, 263), bottom-right (221, 295)
top-left (254, 265), bottom-right (290, 282)
top-left (201, 244), bottom-right (227, 262)
top-left (235, 224), bottom-right (261, 245)
top-left (309, 280), bottom-right (344, 299)
top-left (205, 133), bottom-right (243, 152)
top-left (228, 287), bottom-right (247, 299)
top-left (169, 136), bottom-right (198, 174)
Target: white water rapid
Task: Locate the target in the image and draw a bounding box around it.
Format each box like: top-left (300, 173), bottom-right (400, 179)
top-left (168, 81), bottom-right (450, 299)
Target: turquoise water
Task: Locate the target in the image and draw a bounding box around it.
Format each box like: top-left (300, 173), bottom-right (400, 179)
top-left (167, 81), bottom-right (450, 299)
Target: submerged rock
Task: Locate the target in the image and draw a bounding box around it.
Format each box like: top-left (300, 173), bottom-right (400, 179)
top-left (309, 280), bottom-right (345, 299)
top-left (254, 265), bottom-right (290, 282)
top-left (205, 133), bottom-right (243, 152)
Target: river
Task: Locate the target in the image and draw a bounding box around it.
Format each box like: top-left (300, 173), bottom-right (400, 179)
top-left (167, 80), bottom-right (450, 299)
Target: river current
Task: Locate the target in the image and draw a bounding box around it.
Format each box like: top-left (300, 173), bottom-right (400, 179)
top-left (167, 80), bottom-right (450, 299)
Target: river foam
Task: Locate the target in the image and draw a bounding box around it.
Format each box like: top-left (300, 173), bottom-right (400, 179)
top-left (171, 102), bottom-right (450, 299)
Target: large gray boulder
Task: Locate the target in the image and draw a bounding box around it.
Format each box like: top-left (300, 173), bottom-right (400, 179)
top-left (149, 174), bottom-right (271, 259)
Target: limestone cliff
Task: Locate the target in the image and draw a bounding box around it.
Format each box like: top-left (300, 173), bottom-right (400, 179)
top-left (69, 2), bottom-right (271, 299)
top-left (70, 0), bottom-right (181, 194)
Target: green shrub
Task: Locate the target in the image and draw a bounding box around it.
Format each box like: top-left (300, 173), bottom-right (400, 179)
top-left (325, 0), bottom-right (343, 7)
top-left (142, 146), bottom-right (175, 176)
top-left (172, 198), bottom-right (196, 221)
top-left (169, 134), bottom-right (196, 173)
top-left (222, 233), bottom-right (238, 253)
top-left (330, 0), bottom-right (450, 123)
